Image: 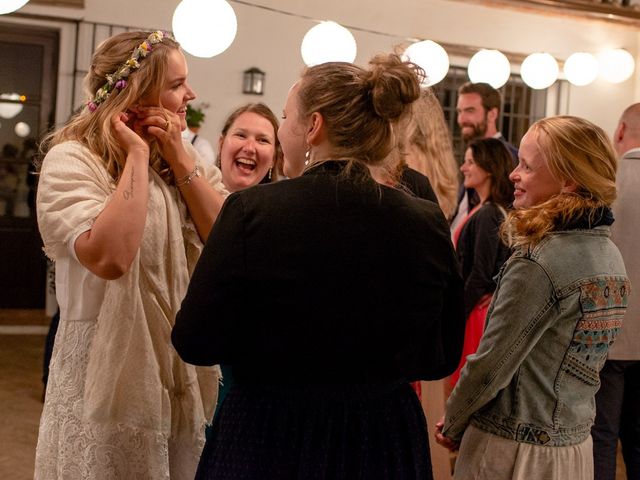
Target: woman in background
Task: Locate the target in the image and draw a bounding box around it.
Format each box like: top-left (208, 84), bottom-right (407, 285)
top-left (172, 53), bottom-right (465, 479)
top-left (213, 102), bottom-right (284, 415)
top-left (402, 88), bottom-right (459, 220)
top-left (217, 102), bottom-right (284, 190)
top-left (437, 116), bottom-right (629, 480)
top-left (449, 137), bottom-right (513, 388)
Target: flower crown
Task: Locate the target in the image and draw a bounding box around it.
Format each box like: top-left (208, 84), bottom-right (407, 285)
top-left (87, 30), bottom-right (172, 112)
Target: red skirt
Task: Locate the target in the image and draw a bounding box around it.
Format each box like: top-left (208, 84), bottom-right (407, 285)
top-left (449, 295), bottom-right (491, 388)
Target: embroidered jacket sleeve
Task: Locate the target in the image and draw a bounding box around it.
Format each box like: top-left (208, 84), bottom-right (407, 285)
top-left (443, 256), bottom-right (556, 443)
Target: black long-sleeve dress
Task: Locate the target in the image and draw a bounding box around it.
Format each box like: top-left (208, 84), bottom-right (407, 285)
top-left (172, 160), bottom-right (465, 480)
top-left (455, 202), bottom-right (510, 318)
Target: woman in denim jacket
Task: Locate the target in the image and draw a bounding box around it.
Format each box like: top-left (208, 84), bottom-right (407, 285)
top-left (436, 116), bottom-right (630, 480)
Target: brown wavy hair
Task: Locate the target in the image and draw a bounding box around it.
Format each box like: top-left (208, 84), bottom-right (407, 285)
top-left (41, 31), bottom-right (180, 184)
top-left (467, 137), bottom-right (514, 208)
top-left (501, 116), bottom-right (617, 249)
top-left (297, 54), bottom-right (423, 169)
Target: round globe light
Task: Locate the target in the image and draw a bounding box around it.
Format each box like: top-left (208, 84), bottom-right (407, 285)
top-left (300, 21), bottom-right (357, 66)
top-left (520, 53), bottom-right (559, 90)
top-left (564, 52), bottom-right (599, 86)
top-left (468, 49), bottom-right (511, 88)
top-left (0, 0), bottom-right (29, 15)
top-left (14, 122), bottom-right (30, 138)
top-left (172, 0), bottom-right (237, 58)
top-left (598, 49), bottom-right (635, 84)
top-left (0, 93), bottom-right (24, 119)
top-left (402, 40), bottom-right (449, 87)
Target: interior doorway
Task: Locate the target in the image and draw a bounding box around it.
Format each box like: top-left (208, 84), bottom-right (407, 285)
top-left (0, 22), bottom-right (58, 308)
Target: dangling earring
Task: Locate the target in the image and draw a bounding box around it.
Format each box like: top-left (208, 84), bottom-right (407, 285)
top-left (268, 166), bottom-right (273, 181)
top-left (304, 149), bottom-right (311, 166)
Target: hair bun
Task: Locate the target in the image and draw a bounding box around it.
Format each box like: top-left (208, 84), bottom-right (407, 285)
top-left (366, 54), bottom-right (422, 121)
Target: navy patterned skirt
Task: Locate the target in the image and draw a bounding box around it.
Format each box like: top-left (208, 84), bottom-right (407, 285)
top-left (195, 381), bottom-right (433, 480)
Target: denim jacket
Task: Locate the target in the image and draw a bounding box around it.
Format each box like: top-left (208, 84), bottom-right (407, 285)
top-left (443, 226), bottom-right (629, 447)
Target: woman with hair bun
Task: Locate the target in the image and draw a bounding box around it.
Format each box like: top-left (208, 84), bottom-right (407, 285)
top-left (172, 54), bottom-right (465, 479)
top-left (436, 116), bottom-right (629, 480)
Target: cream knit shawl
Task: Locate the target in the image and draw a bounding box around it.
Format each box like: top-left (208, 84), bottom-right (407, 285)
top-left (37, 140), bottom-right (224, 441)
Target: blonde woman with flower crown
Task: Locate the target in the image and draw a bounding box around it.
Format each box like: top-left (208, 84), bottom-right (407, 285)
top-left (35, 31), bottom-right (227, 479)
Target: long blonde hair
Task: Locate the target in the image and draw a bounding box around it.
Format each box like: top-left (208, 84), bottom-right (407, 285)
top-left (401, 89), bottom-right (458, 219)
top-left (502, 116), bottom-right (617, 249)
top-left (41, 31), bottom-right (180, 184)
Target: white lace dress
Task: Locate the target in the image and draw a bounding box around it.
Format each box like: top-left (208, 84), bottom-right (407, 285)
top-left (35, 142), bottom-right (222, 479)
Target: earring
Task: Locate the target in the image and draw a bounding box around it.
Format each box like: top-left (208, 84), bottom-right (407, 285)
top-left (304, 149), bottom-right (311, 166)
top-left (268, 166), bottom-right (273, 181)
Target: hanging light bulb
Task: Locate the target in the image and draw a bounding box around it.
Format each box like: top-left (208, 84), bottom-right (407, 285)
top-left (520, 53), bottom-right (559, 90)
top-left (564, 52), bottom-right (599, 87)
top-left (0, 93), bottom-right (24, 119)
top-left (14, 122), bottom-right (30, 138)
top-left (402, 40), bottom-right (449, 87)
top-left (0, 0), bottom-right (29, 15)
top-left (300, 21), bottom-right (357, 66)
top-left (172, 0), bottom-right (237, 58)
top-left (598, 49), bottom-right (635, 84)
top-left (467, 49), bottom-right (511, 89)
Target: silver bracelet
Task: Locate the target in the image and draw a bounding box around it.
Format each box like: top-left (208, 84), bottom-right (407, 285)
top-left (175, 165), bottom-right (201, 186)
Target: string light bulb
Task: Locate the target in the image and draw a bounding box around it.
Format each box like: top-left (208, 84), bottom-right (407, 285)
top-left (402, 40), bottom-right (449, 87)
top-left (300, 21), bottom-right (357, 66)
top-left (468, 49), bottom-right (511, 88)
top-left (172, 0), bottom-right (237, 58)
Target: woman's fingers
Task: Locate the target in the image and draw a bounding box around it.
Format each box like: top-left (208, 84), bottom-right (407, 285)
top-left (110, 112), bottom-right (150, 156)
top-left (434, 416), bottom-right (459, 451)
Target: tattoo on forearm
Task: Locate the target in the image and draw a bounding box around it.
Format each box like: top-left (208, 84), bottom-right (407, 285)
top-left (123, 166), bottom-right (134, 200)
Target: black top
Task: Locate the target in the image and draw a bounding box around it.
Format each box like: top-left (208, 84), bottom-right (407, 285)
top-left (173, 160), bottom-right (464, 384)
top-left (456, 202), bottom-right (510, 318)
top-left (172, 160), bottom-right (465, 480)
top-left (400, 166), bottom-right (438, 203)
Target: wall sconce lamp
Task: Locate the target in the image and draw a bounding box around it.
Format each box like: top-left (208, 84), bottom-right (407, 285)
top-left (243, 67), bottom-right (265, 95)
top-left (0, 93), bottom-right (25, 119)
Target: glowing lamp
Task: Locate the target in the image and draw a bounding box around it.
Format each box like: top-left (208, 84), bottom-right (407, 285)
top-left (0, 0), bottom-right (29, 15)
top-left (598, 49), bottom-right (635, 84)
top-left (521, 53), bottom-right (559, 90)
top-left (300, 21), bottom-right (357, 66)
top-left (564, 52), bottom-right (598, 87)
top-left (402, 40), bottom-right (449, 87)
top-left (172, 0), bottom-right (237, 58)
top-left (468, 49), bottom-right (511, 89)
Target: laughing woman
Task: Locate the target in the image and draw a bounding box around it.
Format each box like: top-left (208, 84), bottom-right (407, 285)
top-left (436, 116), bottom-right (629, 480)
top-left (216, 102), bottom-right (284, 192)
top-left (213, 102), bottom-right (284, 414)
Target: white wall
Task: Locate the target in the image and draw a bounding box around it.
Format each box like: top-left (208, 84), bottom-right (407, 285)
top-left (8, 0), bottom-right (640, 141)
